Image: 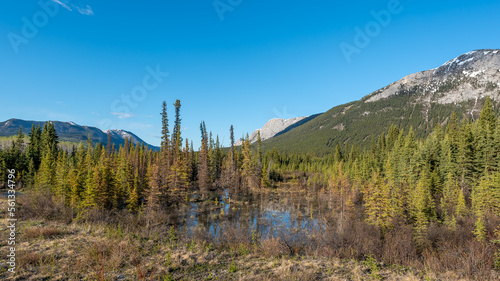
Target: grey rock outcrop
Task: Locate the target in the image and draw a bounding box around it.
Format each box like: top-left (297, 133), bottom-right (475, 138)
top-left (366, 49), bottom-right (500, 105)
top-left (236, 117), bottom-right (308, 145)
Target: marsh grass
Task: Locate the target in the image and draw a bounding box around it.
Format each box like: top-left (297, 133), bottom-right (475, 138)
top-left (23, 226), bottom-right (65, 239)
top-left (4, 189), bottom-right (499, 280)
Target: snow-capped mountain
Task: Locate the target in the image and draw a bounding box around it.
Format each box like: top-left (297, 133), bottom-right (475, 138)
top-left (0, 119), bottom-right (158, 150)
top-left (366, 49), bottom-right (500, 104)
top-left (262, 49), bottom-right (500, 153)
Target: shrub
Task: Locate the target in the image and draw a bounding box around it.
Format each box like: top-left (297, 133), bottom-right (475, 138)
top-left (260, 236), bottom-right (290, 258)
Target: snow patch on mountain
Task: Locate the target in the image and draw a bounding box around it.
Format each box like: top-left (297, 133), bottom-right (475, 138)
top-left (365, 49), bottom-right (500, 104)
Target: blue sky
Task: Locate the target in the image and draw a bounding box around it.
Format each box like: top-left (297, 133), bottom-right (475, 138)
top-left (1, 0), bottom-right (500, 148)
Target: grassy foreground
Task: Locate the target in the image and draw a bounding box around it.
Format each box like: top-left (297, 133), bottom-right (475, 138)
top-left (0, 192), bottom-right (496, 280)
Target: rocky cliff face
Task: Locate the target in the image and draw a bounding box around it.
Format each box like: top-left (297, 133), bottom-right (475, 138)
top-left (366, 49), bottom-right (500, 105)
top-left (236, 117), bottom-right (308, 145)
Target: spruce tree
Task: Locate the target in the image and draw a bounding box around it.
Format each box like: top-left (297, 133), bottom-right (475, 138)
top-left (412, 170), bottom-right (436, 246)
top-left (257, 131), bottom-right (263, 165)
top-left (127, 168), bottom-right (141, 212)
top-left (442, 111), bottom-right (460, 179)
top-left (168, 101), bottom-right (189, 194)
top-left (36, 145), bottom-right (56, 191)
top-left (230, 125), bottom-right (236, 171)
top-left (260, 162), bottom-right (270, 188)
top-left (9, 126), bottom-right (27, 177)
top-left (385, 157), bottom-right (405, 219)
top-left (106, 131), bottom-right (113, 155)
top-left (96, 150), bottom-right (114, 209)
top-left (476, 96), bottom-right (498, 174)
top-left (364, 171), bottom-right (393, 232)
top-left (0, 157), bottom-right (6, 188)
top-left (197, 121), bottom-right (211, 198)
top-left (472, 172), bottom-right (500, 218)
top-left (210, 135), bottom-right (222, 182)
top-left (241, 134), bottom-right (256, 189)
top-left (160, 101), bottom-right (171, 171)
top-left (116, 148), bottom-right (133, 207)
top-left (26, 124), bottom-right (42, 170)
top-left (55, 151), bottom-right (70, 201)
top-left (82, 166), bottom-right (98, 208)
top-left (68, 168), bottom-right (81, 207)
top-left (14, 126), bottom-right (25, 152)
top-left (147, 162), bottom-right (163, 210)
top-left (184, 139), bottom-right (193, 186)
top-left (440, 172), bottom-right (460, 226)
top-left (172, 99), bottom-right (182, 154)
top-left (458, 121), bottom-right (476, 189)
top-left (41, 122), bottom-right (59, 158)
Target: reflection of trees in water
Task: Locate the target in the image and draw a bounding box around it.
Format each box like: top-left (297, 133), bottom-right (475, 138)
top-left (180, 185), bottom-right (331, 242)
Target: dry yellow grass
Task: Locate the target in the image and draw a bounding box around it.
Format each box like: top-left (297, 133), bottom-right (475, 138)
top-left (1, 196), bottom-right (498, 280)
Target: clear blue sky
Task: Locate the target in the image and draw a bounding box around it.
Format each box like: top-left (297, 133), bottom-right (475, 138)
top-left (1, 0), bottom-right (500, 148)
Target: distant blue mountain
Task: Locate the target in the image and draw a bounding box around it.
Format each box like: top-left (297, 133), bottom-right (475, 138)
top-left (0, 118), bottom-right (159, 150)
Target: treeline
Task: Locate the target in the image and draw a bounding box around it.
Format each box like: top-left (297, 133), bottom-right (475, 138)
top-left (2, 97), bottom-right (500, 248)
top-left (0, 100), bottom-right (271, 212)
top-left (268, 97), bottom-right (500, 247)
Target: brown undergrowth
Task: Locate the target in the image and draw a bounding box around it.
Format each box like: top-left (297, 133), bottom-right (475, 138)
top-left (0, 190), bottom-right (498, 280)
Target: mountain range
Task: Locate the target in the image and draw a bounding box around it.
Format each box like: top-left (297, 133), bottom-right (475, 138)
top-left (1, 49), bottom-right (499, 154)
top-left (0, 119), bottom-right (159, 150)
top-left (254, 49), bottom-right (500, 153)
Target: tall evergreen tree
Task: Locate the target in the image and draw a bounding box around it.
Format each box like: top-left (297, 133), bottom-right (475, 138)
top-left (210, 135), bottom-right (222, 182)
top-left (364, 171), bottom-right (393, 232)
top-left (26, 124), bottom-right (42, 170)
top-left (458, 121), bottom-right (476, 189)
top-left (9, 126), bottom-right (27, 180)
top-left (55, 151), bottom-right (70, 201)
top-left (160, 101), bottom-right (171, 171)
top-left (116, 147), bottom-right (133, 207)
top-left (197, 121), bottom-right (211, 198)
top-left (106, 131), bottom-right (113, 155)
top-left (412, 171), bottom-right (436, 246)
top-left (14, 126), bottom-right (25, 151)
top-left (168, 100), bottom-right (189, 194)
top-left (172, 99), bottom-right (182, 154)
top-left (41, 122), bottom-right (59, 158)
top-left (147, 161), bottom-right (163, 210)
top-left (440, 172), bottom-right (460, 226)
top-left (36, 145), bottom-right (56, 191)
top-left (0, 157), bottom-right (6, 188)
top-left (476, 96), bottom-right (498, 175)
top-left (96, 150), bottom-right (114, 209)
top-left (127, 167), bottom-right (141, 212)
top-left (241, 134), bottom-right (257, 189)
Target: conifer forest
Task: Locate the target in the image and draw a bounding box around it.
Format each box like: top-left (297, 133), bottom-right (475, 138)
top-left (2, 98), bottom-right (500, 280)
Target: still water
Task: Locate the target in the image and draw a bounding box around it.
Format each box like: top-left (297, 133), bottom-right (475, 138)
top-left (180, 188), bottom-right (329, 240)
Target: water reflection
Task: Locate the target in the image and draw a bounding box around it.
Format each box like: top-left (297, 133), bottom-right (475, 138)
top-left (182, 187), bottom-right (326, 240)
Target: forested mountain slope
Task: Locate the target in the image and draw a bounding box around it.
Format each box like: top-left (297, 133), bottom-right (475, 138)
top-left (263, 49), bottom-right (500, 153)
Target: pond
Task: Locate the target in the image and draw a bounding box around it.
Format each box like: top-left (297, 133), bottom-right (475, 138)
top-left (179, 187), bottom-right (331, 241)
